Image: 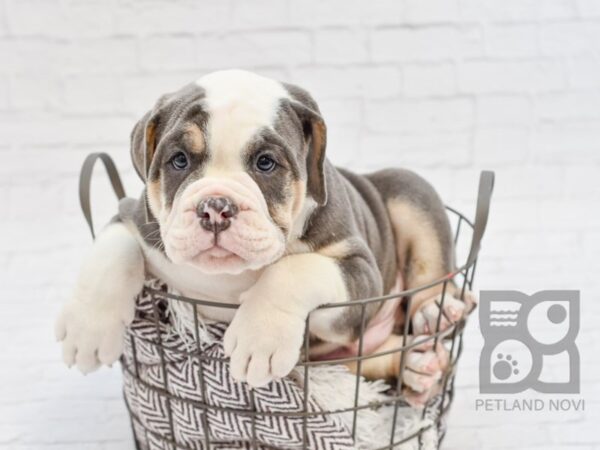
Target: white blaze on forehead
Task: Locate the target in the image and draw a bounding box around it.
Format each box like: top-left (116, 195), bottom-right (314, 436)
top-left (196, 70), bottom-right (289, 173)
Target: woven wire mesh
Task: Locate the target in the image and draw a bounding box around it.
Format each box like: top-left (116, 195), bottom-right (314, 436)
top-left (120, 207), bottom-right (479, 450)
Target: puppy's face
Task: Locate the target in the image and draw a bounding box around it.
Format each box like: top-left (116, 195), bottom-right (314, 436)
top-left (131, 70), bottom-right (327, 274)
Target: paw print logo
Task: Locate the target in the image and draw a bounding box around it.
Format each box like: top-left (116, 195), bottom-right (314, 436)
top-left (479, 290), bottom-right (580, 394)
top-left (486, 339), bottom-right (531, 385)
top-left (493, 353), bottom-right (519, 380)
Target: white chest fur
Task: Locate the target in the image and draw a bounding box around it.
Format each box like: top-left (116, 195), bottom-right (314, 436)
top-left (142, 244), bottom-right (262, 322)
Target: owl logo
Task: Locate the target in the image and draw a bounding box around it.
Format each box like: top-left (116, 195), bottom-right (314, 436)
top-left (479, 290), bottom-right (580, 394)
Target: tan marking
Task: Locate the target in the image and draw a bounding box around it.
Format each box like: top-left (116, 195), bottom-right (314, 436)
top-left (386, 199), bottom-right (453, 315)
top-left (317, 240), bottom-right (352, 259)
top-left (143, 119), bottom-right (158, 180)
top-left (266, 180), bottom-right (295, 234)
top-left (146, 178), bottom-right (163, 218)
top-left (183, 123), bottom-right (205, 154)
top-left (285, 182), bottom-right (317, 255)
top-left (269, 180), bottom-right (309, 240)
top-left (269, 202), bottom-right (292, 233)
top-left (306, 119), bottom-right (327, 204)
top-left (344, 334), bottom-right (404, 380)
top-left (290, 180), bottom-right (306, 224)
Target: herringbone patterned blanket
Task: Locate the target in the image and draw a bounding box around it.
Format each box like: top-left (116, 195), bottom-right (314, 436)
top-left (121, 280), bottom-right (440, 450)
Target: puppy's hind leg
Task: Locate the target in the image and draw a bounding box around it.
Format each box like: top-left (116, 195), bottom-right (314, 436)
top-left (343, 333), bottom-right (449, 407)
top-left (367, 169), bottom-right (473, 336)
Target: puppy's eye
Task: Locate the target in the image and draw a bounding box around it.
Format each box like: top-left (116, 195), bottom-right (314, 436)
top-left (256, 154), bottom-right (276, 173)
top-left (170, 152), bottom-right (189, 170)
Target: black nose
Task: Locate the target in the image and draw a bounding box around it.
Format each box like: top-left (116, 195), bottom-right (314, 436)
top-left (197, 196), bottom-right (238, 233)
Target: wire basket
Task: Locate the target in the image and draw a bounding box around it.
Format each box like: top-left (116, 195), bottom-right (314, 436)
top-left (78, 153), bottom-right (494, 450)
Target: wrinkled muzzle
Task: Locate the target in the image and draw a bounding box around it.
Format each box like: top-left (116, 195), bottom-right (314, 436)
top-left (161, 175), bottom-right (285, 274)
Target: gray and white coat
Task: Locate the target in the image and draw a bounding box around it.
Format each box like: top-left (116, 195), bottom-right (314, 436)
top-left (55, 70), bottom-right (470, 402)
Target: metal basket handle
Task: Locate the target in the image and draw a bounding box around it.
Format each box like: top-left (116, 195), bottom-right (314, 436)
top-left (465, 170), bottom-right (495, 267)
top-left (79, 152), bottom-right (126, 239)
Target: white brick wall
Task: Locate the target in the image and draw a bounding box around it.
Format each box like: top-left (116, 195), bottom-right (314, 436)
top-left (1, 1), bottom-right (599, 449)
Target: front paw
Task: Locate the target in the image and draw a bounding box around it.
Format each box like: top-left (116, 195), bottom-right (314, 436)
top-left (223, 301), bottom-right (306, 388)
top-left (54, 291), bottom-right (135, 374)
top-left (412, 293), bottom-right (468, 335)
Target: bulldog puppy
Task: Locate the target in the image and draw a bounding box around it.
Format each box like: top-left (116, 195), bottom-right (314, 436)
top-left (55, 70), bottom-right (470, 400)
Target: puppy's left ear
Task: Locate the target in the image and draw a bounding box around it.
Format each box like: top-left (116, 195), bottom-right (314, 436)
top-left (284, 84), bottom-right (328, 206)
top-left (130, 93), bottom-right (172, 182)
top-left (130, 110), bottom-right (160, 182)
